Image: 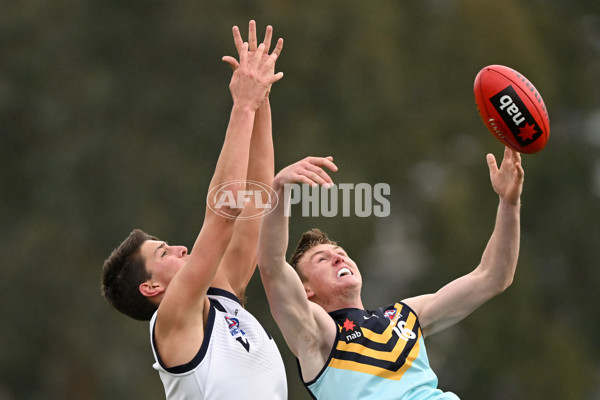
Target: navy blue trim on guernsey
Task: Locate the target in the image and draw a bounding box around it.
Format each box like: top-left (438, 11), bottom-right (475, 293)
top-left (152, 304), bottom-right (216, 374)
top-left (297, 359), bottom-right (319, 400)
top-left (210, 298), bottom-right (227, 313)
top-left (298, 313), bottom-right (339, 390)
top-left (208, 287), bottom-right (274, 340)
top-left (395, 301), bottom-right (419, 322)
top-left (207, 287), bottom-right (241, 304)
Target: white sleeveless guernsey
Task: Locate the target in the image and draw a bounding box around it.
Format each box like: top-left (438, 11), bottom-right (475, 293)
top-left (150, 288), bottom-right (287, 400)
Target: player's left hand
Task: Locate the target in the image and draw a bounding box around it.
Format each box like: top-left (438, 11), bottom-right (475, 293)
top-left (272, 156), bottom-right (338, 192)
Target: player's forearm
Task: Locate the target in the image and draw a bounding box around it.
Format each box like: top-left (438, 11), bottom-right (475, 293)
top-left (479, 198), bottom-right (521, 292)
top-left (219, 98), bottom-right (274, 273)
top-left (174, 107), bottom-right (255, 301)
top-left (247, 98), bottom-right (275, 185)
top-left (209, 105), bottom-right (256, 200)
top-left (257, 186), bottom-right (290, 274)
top-left (257, 190), bottom-right (319, 356)
top-left (220, 100), bottom-right (274, 284)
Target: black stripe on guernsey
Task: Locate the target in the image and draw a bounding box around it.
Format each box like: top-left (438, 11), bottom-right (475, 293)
top-left (152, 304), bottom-right (216, 374)
top-left (207, 287), bottom-right (241, 304)
top-left (347, 327), bottom-right (404, 353)
top-left (327, 303), bottom-right (421, 379)
top-left (333, 338), bottom-right (418, 372)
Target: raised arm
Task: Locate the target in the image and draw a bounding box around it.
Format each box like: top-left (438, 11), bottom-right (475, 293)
top-left (215, 21), bottom-right (284, 299)
top-left (404, 147), bottom-right (524, 337)
top-left (257, 157), bottom-right (339, 380)
top-left (152, 38), bottom-right (283, 367)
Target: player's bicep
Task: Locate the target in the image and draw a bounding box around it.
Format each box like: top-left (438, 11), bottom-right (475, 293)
top-left (216, 218), bottom-right (261, 296)
top-left (217, 195), bottom-right (275, 296)
top-left (259, 260), bottom-right (325, 355)
top-left (405, 269), bottom-right (495, 337)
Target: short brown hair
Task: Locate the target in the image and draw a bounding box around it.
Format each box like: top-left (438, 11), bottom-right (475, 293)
top-left (101, 229), bottom-right (158, 321)
top-left (289, 228), bottom-right (337, 277)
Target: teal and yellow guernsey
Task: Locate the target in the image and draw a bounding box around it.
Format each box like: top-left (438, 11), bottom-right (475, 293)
top-left (301, 302), bottom-right (460, 400)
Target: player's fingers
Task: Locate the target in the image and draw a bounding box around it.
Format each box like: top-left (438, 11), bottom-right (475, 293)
top-left (267, 71), bottom-right (284, 84)
top-left (512, 151), bottom-right (523, 178)
top-left (486, 153), bottom-right (498, 175)
top-left (324, 156), bottom-right (337, 172)
top-left (272, 38), bottom-right (283, 58)
top-left (302, 159), bottom-right (338, 186)
top-left (504, 146), bottom-right (515, 163)
top-left (290, 173), bottom-right (321, 187)
top-left (513, 150), bottom-right (522, 165)
top-left (221, 56), bottom-right (239, 71)
top-left (253, 43), bottom-right (266, 68)
top-left (232, 26), bottom-right (243, 55)
top-left (262, 51), bottom-right (281, 73)
top-left (239, 42), bottom-right (249, 66)
top-left (248, 20), bottom-right (257, 51)
top-left (297, 168), bottom-right (334, 188)
top-left (305, 156), bottom-right (338, 173)
top-left (515, 162), bottom-right (525, 180)
top-left (262, 25), bottom-right (273, 52)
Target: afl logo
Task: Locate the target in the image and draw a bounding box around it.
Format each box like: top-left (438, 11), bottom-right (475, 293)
top-left (384, 309), bottom-right (397, 320)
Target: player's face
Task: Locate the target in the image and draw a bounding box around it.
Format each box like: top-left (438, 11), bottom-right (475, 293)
top-left (299, 244), bottom-right (362, 301)
top-left (140, 240), bottom-right (189, 288)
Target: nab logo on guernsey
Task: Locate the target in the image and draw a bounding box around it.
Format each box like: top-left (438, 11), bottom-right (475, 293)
top-left (342, 318), bottom-right (362, 342)
top-left (490, 85), bottom-right (543, 147)
top-left (207, 180), bottom-right (278, 220)
top-left (225, 316), bottom-right (250, 352)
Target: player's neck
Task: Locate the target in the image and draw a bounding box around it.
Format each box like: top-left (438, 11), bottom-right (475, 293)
top-left (319, 294), bottom-right (364, 313)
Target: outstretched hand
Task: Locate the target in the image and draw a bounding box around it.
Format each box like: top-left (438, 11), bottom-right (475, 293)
top-left (222, 21), bottom-right (284, 103)
top-left (226, 41), bottom-right (283, 110)
top-left (223, 20), bottom-right (284, 72)
top-left (486, 147), bottom-right (525, 205)
top-left (273, 156), bottom-right (338, 192)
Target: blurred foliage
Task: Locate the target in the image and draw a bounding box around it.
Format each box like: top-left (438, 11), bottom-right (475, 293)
top-left (1, 1), bottom-right (599, 399)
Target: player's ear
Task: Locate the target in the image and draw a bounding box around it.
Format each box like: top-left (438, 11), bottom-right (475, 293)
top-left (304, 284), bottom-right (315, 300)
top-left (139, 281), bottom-right (165, 298)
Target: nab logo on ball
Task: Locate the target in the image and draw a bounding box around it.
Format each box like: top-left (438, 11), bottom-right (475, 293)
top-left (489, 85), bottom-right (543, 148)
top-left (474, 64), bottom-right (550, 154)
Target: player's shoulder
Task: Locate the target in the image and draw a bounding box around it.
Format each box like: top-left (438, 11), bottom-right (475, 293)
top-left (400, 294), bottom-right (434, 318)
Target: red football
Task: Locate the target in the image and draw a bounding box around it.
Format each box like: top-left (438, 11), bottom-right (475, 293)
top-left (474, 65), bottom-right (550, 154)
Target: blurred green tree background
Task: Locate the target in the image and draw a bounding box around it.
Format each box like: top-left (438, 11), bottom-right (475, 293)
top-left (1, 1), bottom-right (599, 399)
